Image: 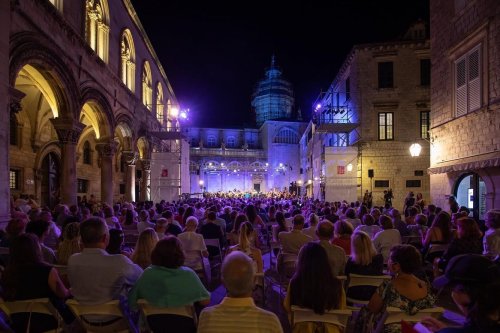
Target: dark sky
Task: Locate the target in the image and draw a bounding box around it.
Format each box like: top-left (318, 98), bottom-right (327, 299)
top-left (131, 0), bottom-right (429, 128)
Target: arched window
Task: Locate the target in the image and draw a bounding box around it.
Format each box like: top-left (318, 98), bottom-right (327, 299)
top-left (85, 0), bottom-right (110, 63)
top-left (49, 0), bottom-right (63, 12)
top-left (227, 136), bottom-right (236, 148)
top-left (83, 141), bottom-right (92, 165)
top-left (273, 127), bottom-right (299, 144)
top-left (142, 61), bottom-right (153, 110)
top-left (156, 82), bottom-right (164, 124)
top-left (120, 29), bottom-right (136, 92)
top-left (207, 136), bottom-right (216, 147)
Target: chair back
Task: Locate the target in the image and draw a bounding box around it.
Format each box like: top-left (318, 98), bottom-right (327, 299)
top-left (427, 244), bottom-right (448, 255)
top-left (346, 274), bottom-right (391, 305)
top-left (373, 307), bottom-right (444, 333)
top-left (0, 298), bottom-right (61, 333)
top-left (204, 238), bottom-right (221, 254)
top-left (291, 306), bottom-right (352, 329)
top-left (66, 299), bottom-right (128, 333)
top-left (137, 299), bottom-right (195, 320)
top-left (137, 300), bottom-right (197, 333)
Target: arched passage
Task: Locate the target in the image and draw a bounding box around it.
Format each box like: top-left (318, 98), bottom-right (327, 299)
top-left (454, 172), bottom-right (487, 220)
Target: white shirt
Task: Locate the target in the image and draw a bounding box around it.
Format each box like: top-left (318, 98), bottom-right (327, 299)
top-left (373, 229), bottom-right (402, 263)
top-left (302, 226), bottom-right (318, 240)
top-left (137, 221), bottom-right (155, 234)
top-left (355, 225), bottom-right (382, 239)
top-left (178, 231), bottom-right (207, 270)
top-left (198, 297), bottom-right (283, 333)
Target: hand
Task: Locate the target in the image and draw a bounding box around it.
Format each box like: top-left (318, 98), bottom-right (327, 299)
top-left (420, 317), bottom-right (447, 332)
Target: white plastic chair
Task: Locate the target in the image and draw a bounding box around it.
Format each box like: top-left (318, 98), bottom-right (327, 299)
top-left (0, 298), bottom-right (63, 333)
top-left (291, 306), bottom-right (353, 330)
top-left (204, 238), bottom-right (223, 268)
top-left (373, 306), bottom-right (444, 333)
top-left (137, 299), bottom-right (197, 330)
top-left (66, 299), bottom-right (129, 333)
top-left (346, 274), bottom-right (391, 306)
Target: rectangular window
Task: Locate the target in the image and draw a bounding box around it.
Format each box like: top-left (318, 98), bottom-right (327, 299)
top-left (414, 170), bottom-right (424, 176)
top-left (119, 183), bottom-right (126, 194)
top-left (345, 77), bottom-right (350, 101)
top-left (455, 45), bottom-right (481, 117)
top-left (374, 180), bottom-right (390, 188)
top-left (378, 62), bottom-right (394, 88)
top-left (378, 112), bottom-right (394, 140)
top-left (406, 180), bottom-right (422, 188)
top-left (77, 179), bottom-right (88, 193)
top-left (420, 111), bottom-right (430, 139)
top-left (420, 59), bottom-right (431, 86)
top-left (9, 170), bottom-right (20, 190)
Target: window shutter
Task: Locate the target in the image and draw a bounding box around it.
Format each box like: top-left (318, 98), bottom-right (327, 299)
top-left (467, 47), bottom-right (481, 111)
top-left (455, 57), bottom-right (467, 117)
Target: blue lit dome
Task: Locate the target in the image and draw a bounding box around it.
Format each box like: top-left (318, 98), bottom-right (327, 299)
top-left (252, 56), bottom-right (295, 126)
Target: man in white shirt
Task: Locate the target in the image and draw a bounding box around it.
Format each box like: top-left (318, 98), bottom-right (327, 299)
top-left (198, 252), bottom-right (283, 333)
top-left (316, 221), bottom-right (346, 276)
top-left (278, 214), bottom-right (312, 255)
top-left (302, 213), bottom-right (319, 240)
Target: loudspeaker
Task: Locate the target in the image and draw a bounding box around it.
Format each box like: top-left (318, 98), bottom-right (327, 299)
top-left (368, 169), bottom-right (374, 178)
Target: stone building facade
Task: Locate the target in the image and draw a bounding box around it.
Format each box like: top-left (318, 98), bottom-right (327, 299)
top-left (429, 0), bottom-right (500, 219)
top-left (2, 0), bottom-right (181, 226)
top-left (302, 22), bottom-right (431, 208)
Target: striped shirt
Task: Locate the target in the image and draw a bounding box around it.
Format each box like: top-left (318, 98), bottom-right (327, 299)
top-left (198, 297), bottom-right (283, 333)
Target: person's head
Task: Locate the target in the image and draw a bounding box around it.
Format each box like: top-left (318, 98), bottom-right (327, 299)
top-left (238, 222), bottom-right (254, 250)
top-left (103, 206), bottom-right (114, 218)
top-left (427, 204), bottom-right (436, 214)
top-left (25, 220), bottom-right (50, 241)
top-left (334, 220), bottom-right (354, 237)
top-left (221, 251), bottom-right (255, 298)
top-left (308, 213), bottom-right (319, 227)
top-left (415, 214), bottom-right (428, 227)
top-left (184, 216), bottom-right (198, 231)
top-left (106, 229), bottom-right (124, 254)
top-left (8, 233), bottom-right (42, 266)
top-left (456, 218), bottom-right (482, 240)
top-left (62, 222), bottom-right (80, 241)
top-left (407, 206), bottom-right (418, 218)
top-left (139, 210), bottom-right (150, 222)
top-left (275, 211), bottom-right (286, 226)
top-left (388, 244), bottom-right (422, 275)
top-left (433, 254), bottom-right (500, 329)
top-left (6, 213), bottom-right (28, 237)
top-left (151, 236), bottom-right (185, 269)
top-left (431, 211), bottom-right (452, 242)
top-left (162, 210), bottom-right (173, 220)
top-left (207, 211), bottom-right (216, 222)
top-left (417, 193), bottom-right (423, 200)
top-left (485, 209), bottom-right (500, 230)
top-left (351, 231), bottom-right (377, 266)
top-left (345, 208), bottom-right (356, 219)
top-left (291, 242), bottom-right (342, 314)
top-left (132, 228), bottom-right (159, 268)
top-left (390, 208), bottom-right (401, 221)
top-left (362, 214), bottom-right (375, 226)
top-left (370, 208), bottom-right (381, 222)
top-left (379, 215), bottom-right (393, 230)
top-left (245, 204), bottom-right (257, 222)
top-left (292, 214), bottom-right (305, 230)
top-left (80, 217), bottom-right (109, 248)
top-left (38, 210), bottom-right (53, 223)
top-left (316, 221), bottom-right (334, 241)
top-left (232, 214), bottom-right (248, 233)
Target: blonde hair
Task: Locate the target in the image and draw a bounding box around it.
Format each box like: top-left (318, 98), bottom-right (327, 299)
top-left (57, 222), bottom-right (81, 265)
top-left (238, 222), bottom-right (254, 251)
top-left (351, 231), bottom-right (377, 266)
top-left (132, 228), bottom-right (159, 269)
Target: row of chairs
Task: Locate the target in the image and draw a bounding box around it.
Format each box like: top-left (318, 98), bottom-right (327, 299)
top-left (0, 298), bottom-right (198, 333)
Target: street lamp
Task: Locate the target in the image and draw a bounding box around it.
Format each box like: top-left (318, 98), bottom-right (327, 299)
top-left (198, 179), bottom-right (204, 192)
top-left (409, 143), bottom-right (422, 157)
top-left (346, 163), bottom-right (353, 172)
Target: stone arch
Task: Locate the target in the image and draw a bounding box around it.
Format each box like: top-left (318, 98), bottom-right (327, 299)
top-left (79, 85), bottom-right (115, 140)
top-left (136, 137), bottom-right (150, 159)
top-left (85, 0), bottom-right (110, 62)
top-left (273, 126), bottom-right (299, 144)
top-left (34, 141), bottom-right (62, 172)
top-left (10, 32), bottom-right (80, 120)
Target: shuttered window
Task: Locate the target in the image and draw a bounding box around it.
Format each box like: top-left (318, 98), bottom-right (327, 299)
top-left (455, 45), bottom-right (481, 117)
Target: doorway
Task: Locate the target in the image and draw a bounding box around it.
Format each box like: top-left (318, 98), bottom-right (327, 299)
top-left (41, 152), bottom-right (60, 209)
top-left (454, 173), bottom-right (486, 220)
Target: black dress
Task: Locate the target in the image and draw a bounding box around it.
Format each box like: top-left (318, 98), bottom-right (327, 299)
top-left (345, 254), bottom-right (384, 302)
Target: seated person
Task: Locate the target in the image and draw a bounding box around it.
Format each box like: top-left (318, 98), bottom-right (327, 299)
top-left (57, 222), bottom-right (82, 265)
top-left (345, 231), bottom-right (384, 302)
top-left (200, 211), bottom-right (224, 257)
top-left (178, 217), bottom-right (209, 271)
top-left (367, 245), bottom-right (435, 333)
top-left (316, 221), bottom-right (346, 276)
top-left (228, 222), bottom-right (263, 277)
top-left (129, 237), bottom-right (210, 331)
top-left (332, 220), bottom-right (354, 255)
top-left (483, 209), bottom-right (500, 257)
top-left (284, 242), bottom-right (345, 333)
top-left (25, 219), bottom-right (56, 264)
top-left (131, 228), bottom-right (159, 269)
top-left (355, 214), bottom-right (382, 239)
top-left (373, 215), bottom-right (402, 263)
top-left (198, 252), bottom-right (282, 333)
top-left (278, 214), bottom-right (312, 255)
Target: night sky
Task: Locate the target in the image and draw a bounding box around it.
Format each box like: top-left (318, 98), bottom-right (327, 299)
top-left (131, 0), bottom-right (430, 128)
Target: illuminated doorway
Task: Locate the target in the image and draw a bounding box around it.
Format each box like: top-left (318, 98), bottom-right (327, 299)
top-left (454, 173), bottom-right (486, 220)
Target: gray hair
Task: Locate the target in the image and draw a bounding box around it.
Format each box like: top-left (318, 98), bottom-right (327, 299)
top-left (80, 217), bottom-right (108, 245)
top-left (185, 216), bottom-right (198, 228)
top-left (222, 252), bottom-right (255, 297)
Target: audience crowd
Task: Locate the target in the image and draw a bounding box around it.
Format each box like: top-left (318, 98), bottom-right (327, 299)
top-left (0, 192), bottom-right (499, 333)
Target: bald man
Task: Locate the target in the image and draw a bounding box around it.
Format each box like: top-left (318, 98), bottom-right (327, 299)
top-left (316, 221), bottom-right (346, 276)
top-left (198, 252), bottom-right (283, 333)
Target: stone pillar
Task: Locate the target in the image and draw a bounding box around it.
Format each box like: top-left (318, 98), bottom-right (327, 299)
top-left (123, 151), bottom-right (138, 202)
top-left (140, 159), bottom-right (151, 202)
top-left (51, 118), bottom-right (84, 207)
top-left (96, 141), bottom-right (116, 206)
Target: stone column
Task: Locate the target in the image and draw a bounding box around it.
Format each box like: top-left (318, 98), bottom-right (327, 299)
top-left (51, 118), bottom-right (84, 206)
top-left (140, 159), bottom-right (151, 202)
top-left (122, 151), bottom-right (138, 202)
top-left (96, 141), bottom-right (116, 206)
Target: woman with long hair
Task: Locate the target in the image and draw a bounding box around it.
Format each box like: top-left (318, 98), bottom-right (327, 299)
top-left (284, 242), bottom-right (345, 332)
top-left (227, 222), bottom-right (263, 274)
top-left (268, 205), bottom-right (277, 223)
top-left (131, 228), bottom-right (159, 269)
top-left (245, 204), bottom-right (265, 228)
top-left (228, 213), bottom-right (249, 246)
top-left (122, 209), bottom-right (137, 230)
top-left (345, 231), bottom-right (384, 302)
top-left (422, 211), bottom-right (453, 258)
top-left (57, 222), bottom-right (82, 265)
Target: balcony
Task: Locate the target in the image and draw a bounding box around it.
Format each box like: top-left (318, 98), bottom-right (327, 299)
top-left (190, 147), bottom-right (266, 159)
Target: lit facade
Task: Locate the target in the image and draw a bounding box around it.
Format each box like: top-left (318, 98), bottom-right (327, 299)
top-left (429, 0), bottom-right (500, 219)
top-left (301, 22), bottom-right (431, 208)
top-left (2, 0), bottom-right (184, 227)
